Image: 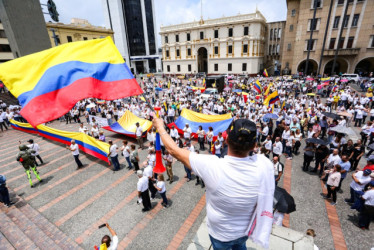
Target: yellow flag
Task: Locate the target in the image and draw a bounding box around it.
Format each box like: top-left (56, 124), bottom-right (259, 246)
top-left (265, 82), bottom-right (272, 96)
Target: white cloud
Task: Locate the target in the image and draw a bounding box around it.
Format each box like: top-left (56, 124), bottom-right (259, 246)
top-left (43, 0), bottom-right (286, 41)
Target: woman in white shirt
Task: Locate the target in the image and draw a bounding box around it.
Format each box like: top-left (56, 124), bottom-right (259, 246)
top-left (196, 125), bottom-right (206, 151)
top-left (214, 140), bottom-right (222, 158)
top-left (121, 140), bottom-right (132, 169)
top-left (154, 174), bottom-right (168, 207)
top-left (293, 129), bottom-right (303, 155)
top-left (206, 127), bottom-right (214, 153)
top-left (285, 131), bottom-right (295, 160)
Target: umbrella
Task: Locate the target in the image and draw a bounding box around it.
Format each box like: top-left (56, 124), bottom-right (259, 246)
top-left (274, 186), bottom-right (296, 214)
top-left (224, 86), bottom-right (231, 91)
top-left (322, 112), bottom-right (341, 120)
top-left (306, 93), bottom-right (316, 96)
top-left (86, 103), bottom-right (96, 108)
top-left (306, 138), bottom-right (328, 145)
top-left (329, 126), bottom-right (356, 135)
top-left (155, 87), bottom-right (163, 91)
top-left (263, 113), bottom-right (279, 120)
top-left (340, 79), bottom-right (348, 83)
top-left (232, 89), bottom-right (242, 93)
top-left (306, 77), bottom-right (314, 81)
top-left (337, 111), bottom-right (353, 118)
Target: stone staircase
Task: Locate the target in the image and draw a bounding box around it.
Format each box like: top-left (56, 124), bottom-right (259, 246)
top-left (0, 190), bottom-right (82, 250)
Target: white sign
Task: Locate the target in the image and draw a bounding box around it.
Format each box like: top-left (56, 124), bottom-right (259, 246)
top-left (89, 115), bottom-right (108, 127)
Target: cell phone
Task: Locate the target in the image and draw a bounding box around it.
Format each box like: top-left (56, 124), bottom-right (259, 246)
top-left (98, 224), bottom-right (106, 229)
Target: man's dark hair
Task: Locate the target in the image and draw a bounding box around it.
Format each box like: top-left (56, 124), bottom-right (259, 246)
top-left (101, 235), bottom-right (111, 247)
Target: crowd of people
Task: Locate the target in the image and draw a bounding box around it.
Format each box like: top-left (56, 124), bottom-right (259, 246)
top-left (1, 73), bottom-right (374, 248)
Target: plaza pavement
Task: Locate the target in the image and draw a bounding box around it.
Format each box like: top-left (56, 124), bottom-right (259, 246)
top-left (0, 85), bottom-right (373, 249)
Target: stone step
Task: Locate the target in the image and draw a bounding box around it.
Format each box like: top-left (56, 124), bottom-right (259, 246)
top-left (0, 232), bottom-right (15, 250)
top-left (18, 201), bottom-right (83, 250)
top-left (4, 204), bottom-right (62, 250)
top-left (0, 212), bottom-right (39, 250)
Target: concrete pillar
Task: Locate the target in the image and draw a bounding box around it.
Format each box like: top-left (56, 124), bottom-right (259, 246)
top-left (140, 0), bottom-right (150, 56)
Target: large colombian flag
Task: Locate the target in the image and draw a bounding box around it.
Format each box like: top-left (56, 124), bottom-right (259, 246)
top-left (0, 37), bottom-right (143, 127)
top-left (253, 80), bottom-right (262, 94)
top-left (263, 91), bottom-right (279, 106)
top-left (167, 109), bottom-right (233, 139)
top-left (102, 110), bottom-right (152, 138)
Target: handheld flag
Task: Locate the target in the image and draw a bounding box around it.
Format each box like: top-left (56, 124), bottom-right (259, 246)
top-left (263, 91), bottom-right (279, 106)
top-left (254, 80), bottom-right (262, 94)
top-left (281, 101), bottom-right (286, 110)
top-left (263, 69), bottom-right (268, 77)
top-left (0, 37), bottom-right (143, 127)
top-left (264, 82), bottom-right (272, 96)
top-left (163, 101), bottom-right (168, 112)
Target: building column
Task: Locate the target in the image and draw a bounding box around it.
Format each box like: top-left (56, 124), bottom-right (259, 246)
top-left (140, 0), bottom-right (150, 56)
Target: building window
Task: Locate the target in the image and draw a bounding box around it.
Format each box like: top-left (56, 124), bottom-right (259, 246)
top-left (244, 26), bottom-right (249, 36)
top-left (287, 43), bottom-right (291, 51)
top-left (228, 63), bottom-right (232, 71)
top-left (188, 64), bottom-right (191, 72)
top-left (243, 44), bottom-right (248, 53)
top-left (312, 0), bottom-right (322, 8)
top-left (276, 44), bottom-right (280, 55)
top-left (214, 30), bottom-right (219, 38)
top-left (347, 36), bottom-right (354, 48)
top-left (67, 36), bottom-right (73, 42)
top-left (83, 37), bottom-right (88, 40)
top-left (187, 33), bottom-right (190, 41)
top-left (352, 14), bottom-right (359, 27)
top-left (338, 37), bottom-right (345, 48)
top-left (333, 16), bottom-right (340, 29)
top-left (187, 48), bottom-right (191, 56)
top-left (167, 65), bottom-right (170, 72)
top-left (0, 44), bottom-right (11, 52)
top-left (200, 31), bottom-right (204, 39)
top-left (176, 34), bottom-right (179, 42)
top-left (274, 28), bottom-right (277, 39)
top-left (166, 50), bottom-right (170, 58)
top-left (269, 45), bottom-right (272, 55)
top-left (329, 38), bottom-right (336, 49)
top-left (309, 18), bottom-right (318, 31)
top-left (176, 49), bottom-right (180, 57)
top-left (228, 28), bottom-right (233, 37)
top-left (278, 28), bottom-right (282, 38)
top-left (371, 35), bottom-right (374, 48)
top-left (228, 45), bottom-right (233, 54)
top-left (286, 62), bottom-right (290, 68)
top-left (343, 15), bottom-right (350, 28)
top-left (214, 46), bottom-right (219, 55)
top-left (289, 24), bottom-right (293, 31)
top-left (214, 64), bottom-right (218, 71)
top-left (165, 36), bottom-right (168, 43)
top-left (177, 65), bottom-right (181, 72)
top-left (338, 0), bottom-right (344, 3)
top-left (291, 9), bottom-right (296, 16)
top-left (306, 39), bottom-right (316, 50)
top-left (242, 63), bottom-right (247, 71)
top-left (0, 30), bottom-right (6, 38)
top-left (270, 29), bottom-right (273, 40)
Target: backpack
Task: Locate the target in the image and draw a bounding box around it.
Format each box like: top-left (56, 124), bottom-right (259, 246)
top-left (17, 150), bottom-right (33, 165)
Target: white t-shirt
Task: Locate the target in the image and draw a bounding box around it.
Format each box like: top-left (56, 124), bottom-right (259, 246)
top-left (70, 144), bottom-right (79, 156)
top-left (189, 153), bottom-right (272, 241)
top-left (183, 127), bottom-right (192, 139)
top-left (362, 189), bottom-right (374, 206)
top-left (122, 145), bottom-right (130, 157)
top-left (107, 235), bottom-right (118, 250)
top-left (350, 171), bottom-right (372, 191)
top-left (28, 143), bottom-right (40, 156)
top-left (156, 181), bottom-right (166, 193)
top-left (136, 126), bottom-right (143, 137)
top-left (327, 154), bottom-right (341, 166)
top-left (137, 176), bottom-right (149, 192)
top-left (109, 144), bottom-right (118, 157)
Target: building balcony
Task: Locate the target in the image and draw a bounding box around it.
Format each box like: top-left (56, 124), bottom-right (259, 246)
top-left (323, 48), bottom-right (360, 56)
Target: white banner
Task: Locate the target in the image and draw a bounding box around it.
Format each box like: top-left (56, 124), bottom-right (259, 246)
top-left (89, 115), bottom-right (108, 127)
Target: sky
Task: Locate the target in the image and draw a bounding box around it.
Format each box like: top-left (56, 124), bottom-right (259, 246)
top-left (43, 0), bottom-right (287, 40)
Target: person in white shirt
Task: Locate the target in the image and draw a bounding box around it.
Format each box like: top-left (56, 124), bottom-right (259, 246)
top-left (358, 181), bottom-right (374, 229)
top-left (78, 123), bottom-right (88, 134)
top-left (66, 140), bottom-right (83, 169)
top-left (327, 149), bottom-right (341, 166)
top-left (153, 118), bottom-right (274, 249)
top-left (273, 137), bottom-right (283, 158)
top-left (136, 170), bottom-right (152, 212)
top-left (0, 110), bottom-right (8, 132)
top-left (27, 139), bottom-right (43, 166)
top-left (154, 174), bottom-right (168, 207)
top-left (107, 140), bottom-right (120, 171)
top-left (273, 156), bottom-right (283, 185)
top-left (135, 122), bottom-right (145, 149)
top-left (100, 224), bottom-right (118, 250)
top-left (214, 140), bottom-right (222, 158)
top-left (345, 169), bottom-right (372, 204)
top-left (183, 123), bottom-right (192, 140)
top-left (121, 140), bottom-right (132, 169)
top-left (163, 150), bottom-right (174, 184)
top-left (170, 125), bottom-right (179, 141)
top-left (91, 124), bottom-right (99, 139)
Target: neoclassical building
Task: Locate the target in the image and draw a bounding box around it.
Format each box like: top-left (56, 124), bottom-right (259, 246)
top-left (160, 11), bottom-right (267, 75)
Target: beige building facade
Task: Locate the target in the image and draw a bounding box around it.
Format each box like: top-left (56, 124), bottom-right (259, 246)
top-left (265, 21), bottom-right (286, 75)
top-left (281, 0), bottom-right (374, 76)
top-left (46, 18), bottom-right (114, 47)
top-left (160, 11), bottom-right (267, 75)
